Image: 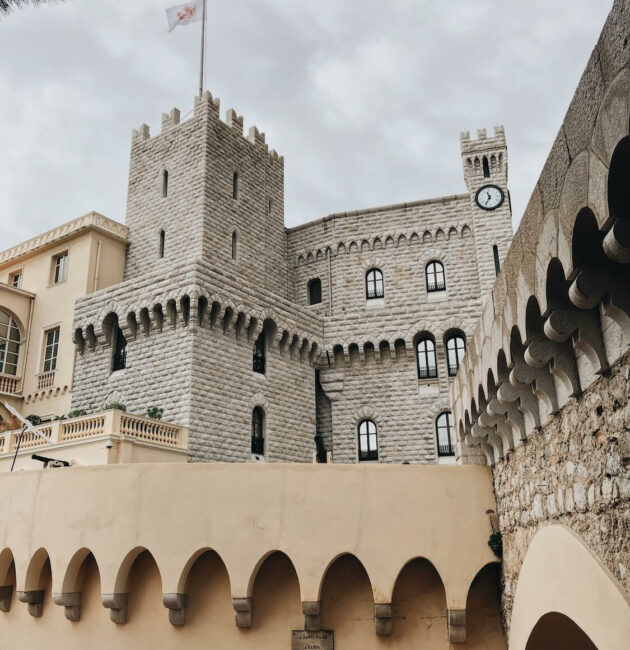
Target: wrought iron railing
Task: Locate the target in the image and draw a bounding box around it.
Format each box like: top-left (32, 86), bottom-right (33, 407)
top-left (427, 279), bottom-right (446, 292)
top-left (418, 365), bottom-right (438, 379)
top-left (438, 443), bottom-right (455, 457)
top-left (448, 363), bottom-right (459, 377)
top-left (112, 348), bottom-right (127, 372)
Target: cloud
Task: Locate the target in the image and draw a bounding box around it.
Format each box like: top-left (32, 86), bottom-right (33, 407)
top-left (0, 0), bottom-right (613, 249)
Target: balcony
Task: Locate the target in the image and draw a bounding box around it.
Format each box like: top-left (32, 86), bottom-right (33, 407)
top-left (0, 374), bottom-right (21, 396)
top-left (36, 371), bottom-right (55, 390)
top-left (0, 409), bottom-right (188, 471)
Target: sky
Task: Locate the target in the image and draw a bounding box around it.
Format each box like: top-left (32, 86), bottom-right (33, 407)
top-left (0, 0), bottom-right (613, 250)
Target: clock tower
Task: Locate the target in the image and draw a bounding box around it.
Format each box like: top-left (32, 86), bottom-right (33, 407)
top-left (460, 126), bottom-right (513, 296)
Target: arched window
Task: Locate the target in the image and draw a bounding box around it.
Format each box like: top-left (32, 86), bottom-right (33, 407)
top-left (493, 244), bottom-right (500, 276)
top-left (232, 230), bottom-right (238, 260)
top-left (365, 268), bottom-right (384, 299)
top-left (446, 335), bottom-right (466, 376)
top-left (416, 337), bottom-right (437, 379)
top-left (162, 170), bottom-right (168, 197)
top-left (308, 278), bottom-right (322, 305)
top-left (251, 407), bottom-right (265, 455)
top-left (232, 172), bottom-right (239, 199)
top-left (112, 326), bottom-right (127, 372)
top-left (436, 412), bottom-right (455, 457)
top-left (482, 156), bottom-right (490, 178)
top-left (253, 331), bottom-right (265, 374)
top-left (159, 230), bottom-right (165, 258)
top-left (0, 311), bottom-right (20, 376)
top-left (426, 261), bottom-right (446, 292)
top-left (358, 419), bottom-right (378, 461)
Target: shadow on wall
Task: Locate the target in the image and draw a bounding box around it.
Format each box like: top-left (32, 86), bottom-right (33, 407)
top-left (0, 548), bottom-right (506, 650)
top-left (525, 613), bottom-right (597, 650)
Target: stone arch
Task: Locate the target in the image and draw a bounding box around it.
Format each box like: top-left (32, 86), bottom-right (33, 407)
top-left (461, 224), bottom-right (472, 238)
top-left (525, 613), bottom-right (597, 649)
top-left (297, 254), bottom-right (305, 266)
top-left (306, 252), bottom-right (314, 263)
top-left (373, 237), bottom-right (383, 249)
top-left (422, 230), bottom-right (431, 243)
top-left (509, 525), bottom-right (630, 650)
top-left (360, 239), bottom-right (371, 252)
top-left (61, 547), bottom-right (96, 593)
top-left (384, 235), bottom-right (395, 248)
top-left (463, 562), bottom-right (504, 646)
top-left (336, 242), bottom-right (346, 255)
top-left (113, 546), bottom-right (152, 594)
top-left (24, 547), bottom-right (51, 592)
top-left (604, 135), bottom-right (630, 263)
top-left (397, 234), bottom-right (407, 247)
top-left (448, 226), bottom-right (458, 239)
top-left (349, 240), bottom-right (358, 253)
top-left (435, 228), bottom-right (446, 241)
top-left (316, 249), bottom-right (324, 261)
top-left (410, 232), bottom-right (420, 244)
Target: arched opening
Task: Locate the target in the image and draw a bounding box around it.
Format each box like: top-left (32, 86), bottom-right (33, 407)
top-left (416, 334), bottom-right (438, 379)
top-left (445, 331), bottom-right (466, 376)
top-left (308, 278), bottom-right (322, 305)
top-left (526, 612), bottom-right (597, 650)
top-left (251, 552), bottom-right (301, 634)
top-left (0, 310), bottom-right (21, 376)
top-left (162, 170), bottom-right (168, 197)
top-left (391, 558), bottom-right (447, 643)
top-left (365, 268), bottom-right (384, 300)
top-left (251, 406), bottom-right (265, 455)
top-left (436, 411), bottom-right (455, 457)
top-left (126, 550), bottom-right (163, 629)
top-left (357, 419), bottom-right (378, 461)
top-left (426, 261), bottom-right (446, 292)
top-left (159, 229), bottom-right (165, 258)
top-left (608, 135), bottom-right (630, 221)
top-left (465, 563), bottom-right (504, 646)
top-left (253, 331), bottom-right (266, 375)
top-left (320, 555), bottom-right (373, 644)
top-left (483, 156), bottom-right (490, 178)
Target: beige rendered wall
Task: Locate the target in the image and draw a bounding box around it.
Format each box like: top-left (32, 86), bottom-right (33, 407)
top-left (0, 463), bottom-right (504, 648)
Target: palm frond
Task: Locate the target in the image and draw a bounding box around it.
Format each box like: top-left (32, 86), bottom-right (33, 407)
top-left (0, 0), bottom-right (62, 14)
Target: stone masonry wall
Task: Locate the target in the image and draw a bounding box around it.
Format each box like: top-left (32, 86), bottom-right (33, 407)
top-left (493, 350), bottom-right (630, 630)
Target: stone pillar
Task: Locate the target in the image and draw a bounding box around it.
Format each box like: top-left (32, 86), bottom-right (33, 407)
top-left (101, 593), bottom-right (129, 624)
top-left (447, 608), bottom-right (466, 643)
top-left (53, 592), bottom-right (82, 621)
top-left (163, 593), bottom-right (187, 626)
top-left (232, 597), bottom-right (253, 628)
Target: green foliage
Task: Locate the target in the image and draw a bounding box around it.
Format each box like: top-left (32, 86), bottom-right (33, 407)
top-left (488, 532), bottom-right (503, 558)
top-left (146, 406), bottom-right (164, 420)
top-left (103, 402), bottom-right (127, 412)
top-left (0, 1), bottom-right (62, 15)
top-left (67, 409), bottom-right (88, 419)
top-left (25, 414), bottom-right (42, 426)
top-left (53, 414), bottom-right (66, 421)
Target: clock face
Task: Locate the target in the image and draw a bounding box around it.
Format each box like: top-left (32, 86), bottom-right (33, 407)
top-left (475, 184), bottom-right (504, 211)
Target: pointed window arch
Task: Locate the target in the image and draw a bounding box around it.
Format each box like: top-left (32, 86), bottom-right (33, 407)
top-left (416, 336), bottom-right (437, 379)
top-left (426, 261), bottom-right (446, 292)
top-left (446, 335), bottom-right (466, 376)
top-left (358, 419), bottom-right (378, 461)
top-left (436, 412), bottom-right (455, 457)
top-left (365, 268), bottom-right (384, 299)
top-left (251, 407), bottom-right (265, 455)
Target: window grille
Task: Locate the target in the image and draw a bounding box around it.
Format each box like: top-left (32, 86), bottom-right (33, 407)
top-left (436, 412), bottom-right (455, 456)
top-left (416, 337), bottom-right (437, 379)
top-left (365, 268), bottom-right (384, 299)
top-left (253, 332), bottom-right (266, 374)
top-left (446, 336), bottom-right (466, 376)
top-left (426, 261), bottom-right (445, 292)
top-left (251, 406), bottom-right (265, 455)
top-left (358, 419), bottom-right (378, 461)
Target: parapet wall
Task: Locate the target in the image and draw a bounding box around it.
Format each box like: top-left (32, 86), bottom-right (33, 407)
top-left (0, 463), bottom-right (504, 649)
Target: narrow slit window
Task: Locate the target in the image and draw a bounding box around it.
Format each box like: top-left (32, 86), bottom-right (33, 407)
top-left (232, 172), bottom-right (239, 199)
top-left (232, 231), bottom-right (238, 260)
top-left (162, 170), bottom-right (168, 197)
top-left (159, 230), bottom-right (165, 259)
top-left (482, 156), bottom-right (490, 178)
top-left (493, 245), bottom-right (501, 276)
top-left (253, 331), bottom-right (266, 374)
top-left (112, 326), bottom-right (127, 372)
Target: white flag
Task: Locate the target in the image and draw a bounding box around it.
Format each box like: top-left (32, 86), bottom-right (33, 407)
top-left (165, 0), bottom-right (203, 32)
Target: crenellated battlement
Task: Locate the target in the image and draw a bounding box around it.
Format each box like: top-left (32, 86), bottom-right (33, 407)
top-left (131, 90), bottom-right (283, 163)
top-left (459, 125), bottom-right (506, 154)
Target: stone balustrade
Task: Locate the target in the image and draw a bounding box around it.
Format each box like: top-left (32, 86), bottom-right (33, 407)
top-left (0, 374), bottom-right (20, 396)
top-left (0, 410), bottom-right (188, 467)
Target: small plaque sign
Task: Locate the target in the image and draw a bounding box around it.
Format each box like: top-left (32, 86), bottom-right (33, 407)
top-left (291, 630), bottom-right (334, 650)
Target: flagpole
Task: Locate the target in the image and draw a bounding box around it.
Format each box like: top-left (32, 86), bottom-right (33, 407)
top-left (199, 0), bottom-right (207, 97)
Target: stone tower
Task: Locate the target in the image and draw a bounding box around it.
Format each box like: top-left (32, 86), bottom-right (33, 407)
top-left (124, 91), bottom-right (289, 298)
top-left (460, 126), bottom-right (513, 295)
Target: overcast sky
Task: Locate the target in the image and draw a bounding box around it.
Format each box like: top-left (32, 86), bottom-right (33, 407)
top-left (0, 0), bottom-right (612, 250)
